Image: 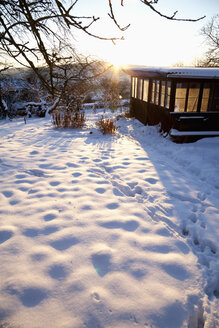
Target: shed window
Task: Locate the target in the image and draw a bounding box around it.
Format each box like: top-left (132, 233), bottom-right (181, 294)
top-left (200, 83), bottom-right (210, 112)
top-left (160, 81), bottom-right (171, 108)
top-left (151, 80), bottom-right (160, 104)
top-left (155, 81), bottom-right (160, 105)
top-left (160, 81), bottom-right (166, 107)
top-left (143, 79), bottom-right (149, 102)
top-left (132, 77), bottom-right (138, 98)
top-left (131, 77), bottom-right (135, 97)
top-left (165, 81), bottom-right (171, 109)
top-left (212, 83), bottom-right (219, 111)
top-left (151, 80), bottom-right (156, 103)
top-left (187, 83), bottom-right (200, 112)
top-left (137, 79), bottom-right (143, 99)
top-left (175, 83), bottom-right (187, 112)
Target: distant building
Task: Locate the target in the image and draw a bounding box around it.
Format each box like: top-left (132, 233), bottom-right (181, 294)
top-left (124, 67), bottom-right (219, 141)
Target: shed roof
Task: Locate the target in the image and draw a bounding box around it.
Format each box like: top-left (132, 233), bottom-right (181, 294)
top-left (123, 67), bottom-right (219, 79)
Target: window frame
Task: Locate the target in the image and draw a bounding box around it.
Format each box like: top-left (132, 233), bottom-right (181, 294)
top-left (143, 79), bottom-right (149, 102)
top-left (159, 80), bottom-right (171, 109)
top-left (137, 78), bottom-right (143, 100)
top-left (186, 82), bottom-right (201, 112)
top-left (173, 80), bottom-right (209, 113)
top-left (165, 81), bottom-right (171, 109)
top-left (131, 77), bottom-right (138, 98)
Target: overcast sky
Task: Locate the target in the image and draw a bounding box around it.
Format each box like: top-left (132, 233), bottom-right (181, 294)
top-left (73, 0), bottom-right (219, 67)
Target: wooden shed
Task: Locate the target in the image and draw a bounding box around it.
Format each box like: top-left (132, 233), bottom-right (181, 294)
top-left (124, 67), bottom-right (219, 140)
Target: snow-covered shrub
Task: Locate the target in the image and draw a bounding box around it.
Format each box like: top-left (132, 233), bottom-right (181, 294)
top-left (96, 116), bottom-right (117, 134)
top-left (52, 110), bottom-right (85, 128)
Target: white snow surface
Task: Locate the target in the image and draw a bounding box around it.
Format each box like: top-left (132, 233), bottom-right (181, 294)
top-left (124, 67), bottom-right (219, 79)
top-left (0, 109), bottom-right (219, 328)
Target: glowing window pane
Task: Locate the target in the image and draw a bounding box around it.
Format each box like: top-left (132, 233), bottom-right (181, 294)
top-left (132, 77), bottom-right (138, 98)
top-left (187, 83), bottom-right (200, 112)
top-left (174, 83), bottom-right (187, 112)
top-left (200, 84), bottom-right (210, 112)
top-left (161, 81), bottom-right (166, 107)
top-left (155, 81), bottom-right (160, 105)
top-left (143, 79), bottom-right (149, 102)
top-left (151, 80), bottom-right (156, 103)
top-left (165, 81), bottom-right (171, 109)
top-left (137, 79), bottom-right (143, 99)
top-left (131, 77), bottom-right (135, 98)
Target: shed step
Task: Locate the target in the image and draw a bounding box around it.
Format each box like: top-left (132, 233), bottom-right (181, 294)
top-left (170, 129), bottom-right (219, 136)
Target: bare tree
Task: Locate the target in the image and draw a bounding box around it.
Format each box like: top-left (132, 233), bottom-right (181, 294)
top-left (0, 63), bottom-right (11, 118)
top-left (0, 0), bottom-right (206, 114)
top-left (0, 1), bottom-right (113, 102)
top-left (200, 15), bottom-right (219, 67)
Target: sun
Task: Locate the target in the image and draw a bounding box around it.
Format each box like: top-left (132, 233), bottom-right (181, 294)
top-left (112, 62), bottom-right (123, 73)
top-left (107, 51), bottom-right (128, 72)
top-left (109, 57), bottom-right (129, 74)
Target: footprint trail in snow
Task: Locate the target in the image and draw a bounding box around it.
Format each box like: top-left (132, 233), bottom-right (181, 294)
top-left (0, 113), bottom-right (219, 327)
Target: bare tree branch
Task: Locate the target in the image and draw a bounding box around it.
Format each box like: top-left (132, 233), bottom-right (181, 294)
top-left (107, 0), bottom-right (205, 44)
top-left (108, 0), bottom-right (205, 23)
top-left (0, 0), bottom-right (120, 101)
top-left (108, 2), bottom-right (130, 31)
top-left (139, 0), bottom-right (206, 22)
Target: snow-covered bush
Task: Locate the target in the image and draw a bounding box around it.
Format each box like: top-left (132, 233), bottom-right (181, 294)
top-left (96, 116), bottom-right (117, 134)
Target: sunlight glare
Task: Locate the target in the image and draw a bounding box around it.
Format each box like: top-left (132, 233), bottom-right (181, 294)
top-left (112, 62), bottom-right (123, 73)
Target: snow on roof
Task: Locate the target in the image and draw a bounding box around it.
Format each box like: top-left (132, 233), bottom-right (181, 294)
top-left (123, 67), bottom-right (219, 79)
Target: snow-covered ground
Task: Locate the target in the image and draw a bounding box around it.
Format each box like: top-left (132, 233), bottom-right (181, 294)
top-left (0, 109), bottom-right (219, 328)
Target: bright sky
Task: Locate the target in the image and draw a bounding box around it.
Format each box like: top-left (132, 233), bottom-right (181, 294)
top-left (73, 0), bottom-right (219, 67)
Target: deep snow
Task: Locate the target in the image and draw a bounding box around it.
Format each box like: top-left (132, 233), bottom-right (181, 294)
top-left (0, 109), bottom-right (219, 328)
